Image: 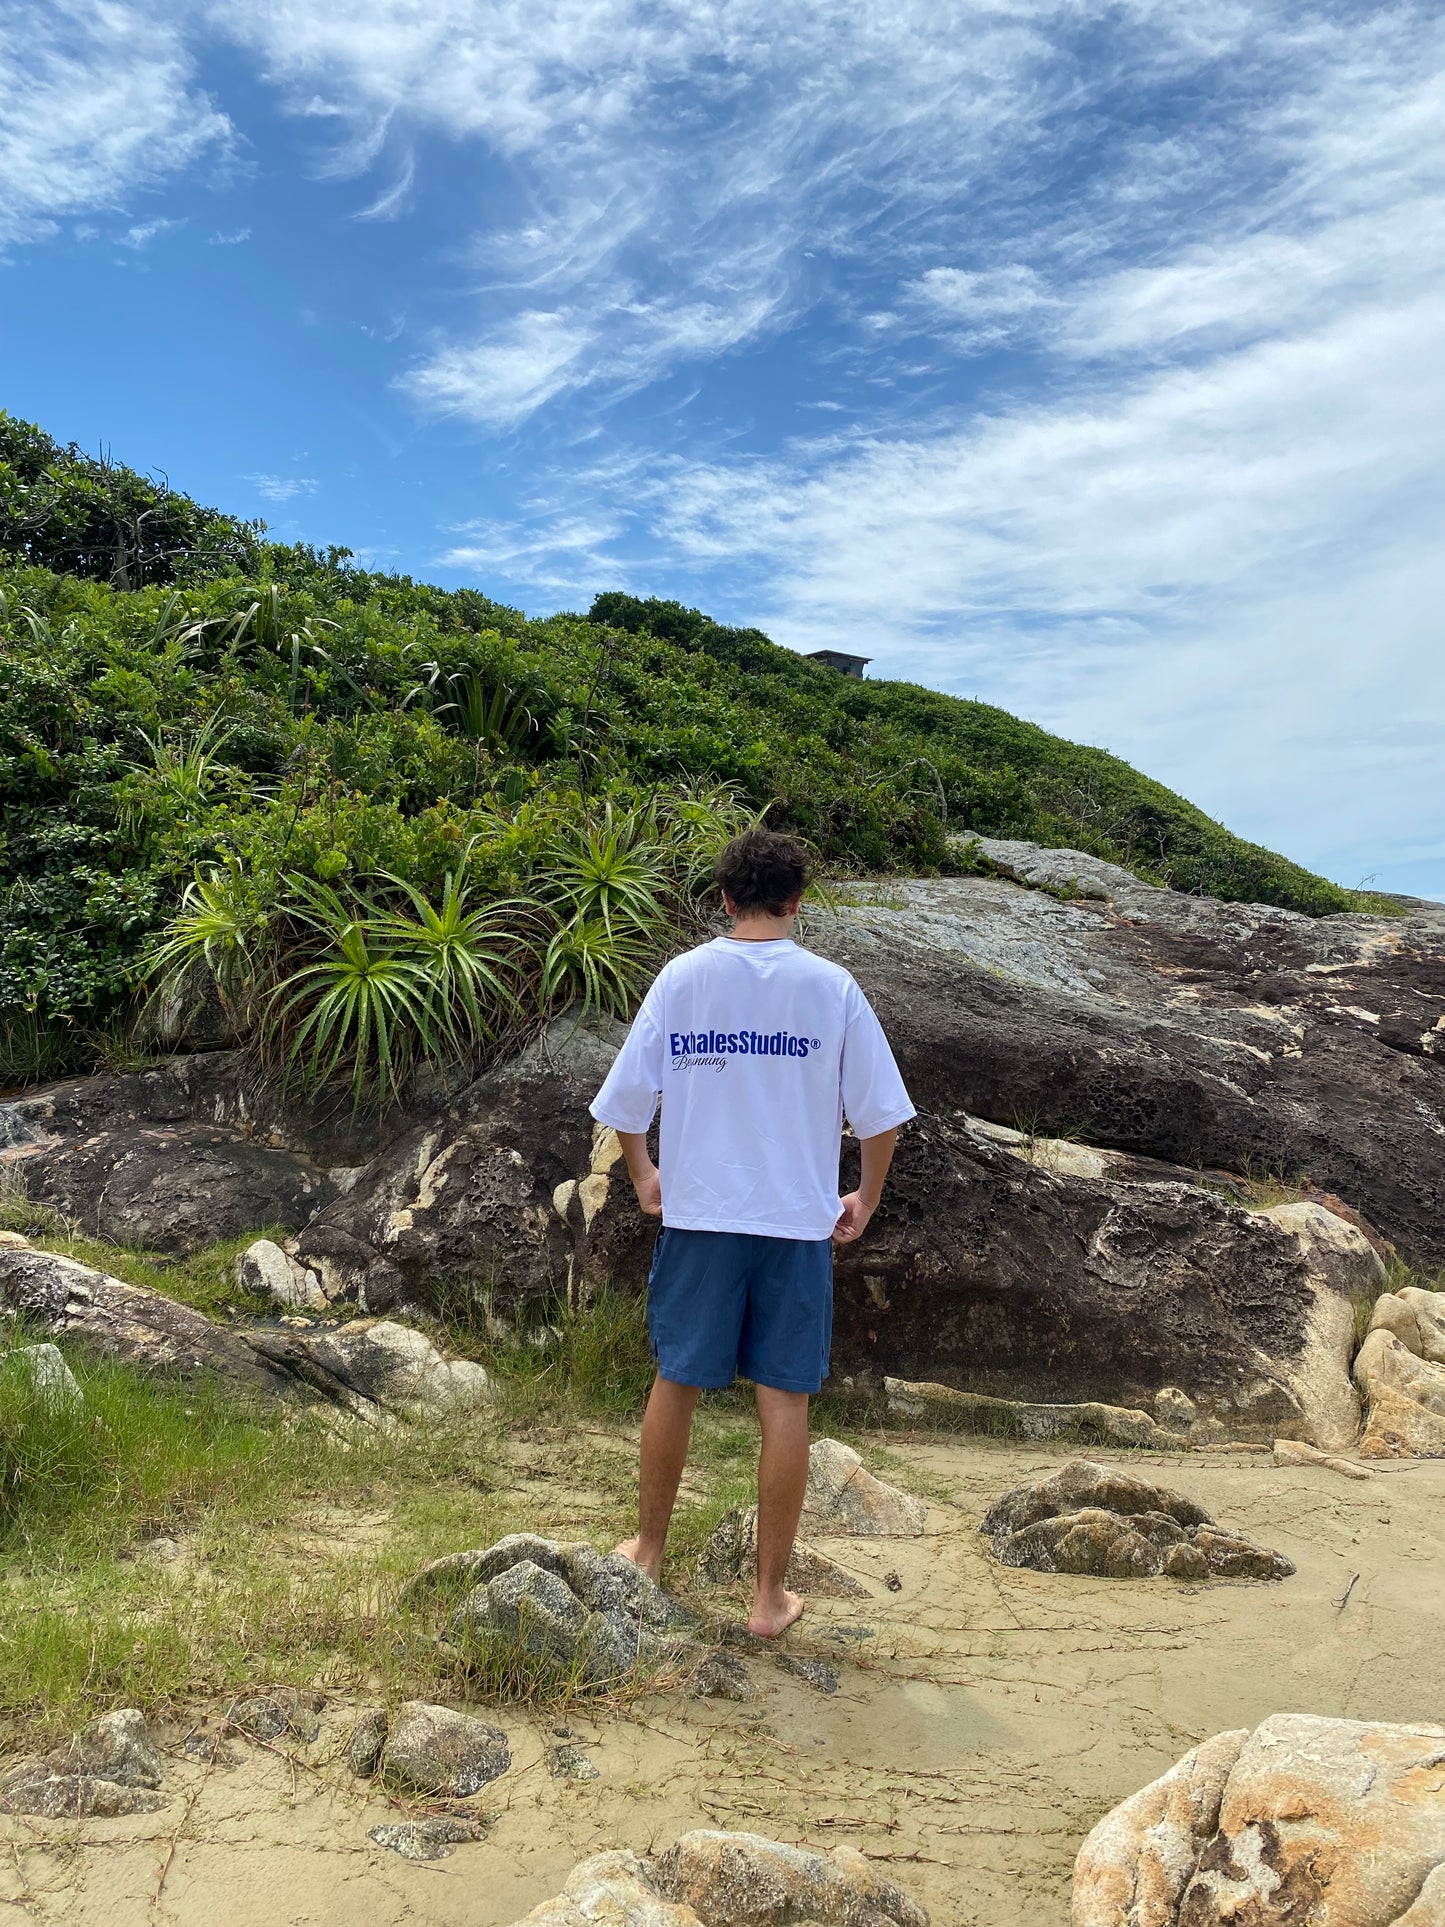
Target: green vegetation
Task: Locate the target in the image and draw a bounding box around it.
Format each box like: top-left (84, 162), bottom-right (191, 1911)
top-left (0, 411), bottom-right (1360, 1092)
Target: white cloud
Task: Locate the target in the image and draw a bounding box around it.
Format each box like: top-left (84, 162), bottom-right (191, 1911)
top-left (398, 311), bottom-right (589, 428)
top-left (117, 217), bottom-right (185, 250)
top-left (209, 226), bottom-right (252, 245)
top-left (0, 2), bottom-right (229, 248)
top-left (246, 473), bottom-right (320, 501)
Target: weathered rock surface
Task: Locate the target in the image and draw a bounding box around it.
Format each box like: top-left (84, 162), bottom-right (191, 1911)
top-left (225, 1688), bottom-right (324, 1744)
top-left (6, 1119), bottom-right (334, 1257)
top-left (368, 1814), bottom-right (489, 1860)
top-left (1272, 1438), bottom-right (1374, 1479)
top-left (800, 1438), bottom-right (928, 1537)
top-left (418, 1535), bottom-right (690, 1687)
top-left (885, 1377), bottom-right (1173, 1448)
top-left (547, 1740), bottom-right (601, 1782)
top-left (1356, 1287), bottom-right (1445, 1459)
top-left (1075, 1714), bottom-right (1445, 1927)
top-left (507, 1832), bottom-right (927, 1927)
top-left (1072, 1729), bottom-right (1251, 1927)
top-left (0, 1708), bottom-right (168, 1818)
top-left (0, 1243), bottom-right (291, 1397)
top-left (378, 1701), bottom-right (510, 1797)
top-left (819, 864), bottom-right (1445, 1270)
top-left (982, 1461), bottom-right (1294, 1581)
top-left (237, 1238), bottom-right (325, 1311)
top-left (245, 1318), bottom-right (492, 1422)
top-left (697, 1508), bottom-right (869, 1600)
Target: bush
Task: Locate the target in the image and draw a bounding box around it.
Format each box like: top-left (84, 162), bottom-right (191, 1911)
top-left (0, 413), bottom-right (1361, 1089)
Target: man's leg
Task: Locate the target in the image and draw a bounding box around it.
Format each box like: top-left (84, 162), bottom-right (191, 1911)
top-left (748, 1383), bottom-right (810, 1637)
top-left (616, 1375), bottom-right (700, 1582)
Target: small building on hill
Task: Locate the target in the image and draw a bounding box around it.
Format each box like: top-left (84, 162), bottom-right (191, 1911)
top-left (806, 648), bottom-right (870, 678)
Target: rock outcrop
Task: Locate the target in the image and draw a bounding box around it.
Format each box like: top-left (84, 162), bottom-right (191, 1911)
top-left (1073, 1714), bottom-right (1445, 1926)
top-left (0, 1243), bottom-right (291, 1397)
top-left (2, 849), bottom-right (1438, 1430)
top-left (982, 1461), bottom-right (1295, 1581)
top-left (404, 1534), bottom-right (692, 1689)
top-left (0, 1239), bottom-right (492, 1423)
top-left (821, 860), bottom-right (1445, 1270)
top-left (507, 1831), bottom-right (927, 1927)
top-left (1356, 1286), bottom-right (1445, 1458)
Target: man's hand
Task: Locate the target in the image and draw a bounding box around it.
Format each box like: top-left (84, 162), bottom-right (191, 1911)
top-left (631, 1162), bottom-right (663, 1217)
top-left (616, 1131), bottom-right (663, 1216)
top-left (832, 1191), bottom-right (875, 1244)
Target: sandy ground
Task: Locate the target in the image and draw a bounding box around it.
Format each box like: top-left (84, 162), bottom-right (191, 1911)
top-left (3, 1436), bottom-right (1442, 1927)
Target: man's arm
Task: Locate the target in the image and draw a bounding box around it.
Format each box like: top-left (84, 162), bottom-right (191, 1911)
top-left (832, 1126), bottom-right (899, 1244)
top-left (617, 1130), bottom-right (663, 1217)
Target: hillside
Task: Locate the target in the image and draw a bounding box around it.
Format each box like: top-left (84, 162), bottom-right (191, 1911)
top-left (0, 411), bottom-right (1358, 1088)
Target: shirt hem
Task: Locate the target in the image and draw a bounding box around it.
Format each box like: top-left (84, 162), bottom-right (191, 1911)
top-left (661, 1215), bottom-right (839, 1242)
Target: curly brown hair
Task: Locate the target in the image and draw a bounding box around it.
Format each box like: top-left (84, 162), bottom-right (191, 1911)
top-left (713, 828), bottom-right (811, 916)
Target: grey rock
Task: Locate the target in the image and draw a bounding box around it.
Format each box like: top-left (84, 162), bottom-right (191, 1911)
top-left (547, 1742), bottom-right (601, 1782)
top-left (62, 1708), bottom-right (164, 1789)
top-left (689, 1649), bottom-right (760, 1703)
top-left (244, 1318), bottom-right (492, 1422)
top-left (0, 1765), bottom-right (166, 1818)
top-left (696, 1508), bottom-right (869, 1600)
top-left (345, 1707), bottom-right (388, 1778)
top-left (6, 1341), bottom-right (82, 1411)
top-left (379, 1701), bottom-right (510, 1797)
top-left (413, 1535), bottom-right (690, 1693)
top-left (368, 1814), bottom-right (489, 1860)
top-left (777, 1656), bottom-right (840, 1695)
top-left (981, 1460), bottom-right (1294, 1581)
top-left (886, 1377), bottom-right (1172, 1449)
top-left (226, 1689), bottom-right (324, 1744)
top-left (799, 1439), bottom-right (927, 1538)
top-left (237, 1238), bottom-right (325, 1311)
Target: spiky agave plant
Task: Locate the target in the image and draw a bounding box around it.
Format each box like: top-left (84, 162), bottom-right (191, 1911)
top-left (268, 877), bottom-right (435, 1107)
top-left (141, 857), bottom-right (273, 1022)
top-left (372, 863), bottom-right (532, 1054)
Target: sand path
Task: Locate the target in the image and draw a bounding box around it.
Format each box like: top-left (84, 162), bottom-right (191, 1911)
top-left (3, 1437), bottom-right (1442, 1927)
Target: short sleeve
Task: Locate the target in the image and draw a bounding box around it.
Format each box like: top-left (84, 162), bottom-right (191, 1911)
top-left (840, 983), bottom-right (916, 1139)
top-left (590, 991), bottom-right (666, 1132)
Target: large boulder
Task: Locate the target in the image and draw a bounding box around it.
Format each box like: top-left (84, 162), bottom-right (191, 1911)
top-left (982, 1461), bottom-right (1294, 1582)
top-left (1074, 1713), bottom-right (1445, 1926)
top-left (507, 1832), bottom-right (927, 1927)
top-left (830, 1115), bottom-right (1371, 1446)
top-left (1355, 1291), bottom-right (1445, 1458)
top-left (812, 865), bottom-right (1445, 1270)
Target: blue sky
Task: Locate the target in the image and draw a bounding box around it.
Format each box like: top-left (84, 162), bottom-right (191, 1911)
top-left (4, 2), bottom-right (1444, 898)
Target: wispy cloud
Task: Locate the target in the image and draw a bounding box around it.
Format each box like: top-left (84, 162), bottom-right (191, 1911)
top-left (0, 2), bottom-right (229, 248)
top-left (208, 226), bottom-right (252, 245)
top-left (116, 217), bottom-right (185, 250)
top-left (246, 473), bottom-right (320, 501)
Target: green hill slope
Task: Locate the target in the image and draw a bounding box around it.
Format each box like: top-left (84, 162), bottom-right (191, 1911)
top-left (0, 412), bottom-right (1357, 1086)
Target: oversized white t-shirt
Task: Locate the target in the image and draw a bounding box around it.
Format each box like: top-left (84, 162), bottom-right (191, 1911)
top-left (589, 937), bottom-right (915, 1240)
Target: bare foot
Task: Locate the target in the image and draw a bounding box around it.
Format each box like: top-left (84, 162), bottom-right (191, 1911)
top-left (614, 1536), bottom-right (663, 1584)
top-left (746, 1588), bottom-right (806, 1639)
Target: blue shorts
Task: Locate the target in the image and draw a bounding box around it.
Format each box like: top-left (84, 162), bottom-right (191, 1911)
top-left (646, 1227), bottom-right (834, 1394)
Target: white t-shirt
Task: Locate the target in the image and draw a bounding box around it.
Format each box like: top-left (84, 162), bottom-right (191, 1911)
top-left (589, 937), bottom-right (915, 1240)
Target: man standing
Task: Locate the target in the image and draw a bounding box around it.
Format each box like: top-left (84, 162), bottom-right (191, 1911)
top-left (589, 828), bottom-right (914, 1637)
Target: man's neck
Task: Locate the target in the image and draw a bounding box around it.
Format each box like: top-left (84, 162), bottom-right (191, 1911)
top-left (726, 914), bottom-right (795, 943)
